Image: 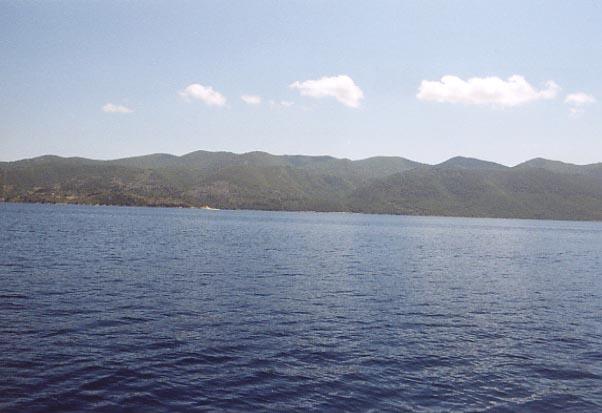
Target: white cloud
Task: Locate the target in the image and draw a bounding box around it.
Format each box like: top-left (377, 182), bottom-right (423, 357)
top-left (565, 92), bottom-right (596, 116)
top-left (417, 75), bottom-right (560, 107)
top-left (241, 94), bottom-right (262, 105)
top-left (179, 83), bottom-right (226, 107)
top-left (289, 75), bottom-right (364, 108)
top-left (101, 103), bottom-right (133, 114)
top-left (565, 92), bottom-right (596, 106)
top-left (269, 100), bottom-right (295, 108)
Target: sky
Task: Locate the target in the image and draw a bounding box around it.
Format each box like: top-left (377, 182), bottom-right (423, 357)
top-left (1, 0), bottom-right (601, 165)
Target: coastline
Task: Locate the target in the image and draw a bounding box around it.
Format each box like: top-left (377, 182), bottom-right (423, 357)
top-left (3, 199), bottom-right (602, 223)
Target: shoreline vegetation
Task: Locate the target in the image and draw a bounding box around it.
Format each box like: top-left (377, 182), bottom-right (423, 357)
top-left (2, 150), bottom-right (602, 221)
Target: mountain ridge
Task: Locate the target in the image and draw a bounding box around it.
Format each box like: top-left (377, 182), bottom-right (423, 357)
top-left (2, 150), bottom-right (602, 221)
top-left (6, 150), bottom-right (602, 168)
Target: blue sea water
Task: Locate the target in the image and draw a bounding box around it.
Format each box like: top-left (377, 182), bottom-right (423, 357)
top-left (1, 202), bottom-right (601, 412)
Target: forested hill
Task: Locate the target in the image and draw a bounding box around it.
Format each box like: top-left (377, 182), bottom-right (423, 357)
top-left (2, 151), bottom-right (602, 221)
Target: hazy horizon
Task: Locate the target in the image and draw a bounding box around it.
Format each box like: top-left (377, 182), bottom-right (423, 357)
top-left (4, 147), bottom-right (602, 169)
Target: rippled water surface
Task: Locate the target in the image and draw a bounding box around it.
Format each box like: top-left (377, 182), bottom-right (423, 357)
top-left (1, 203), bottom-right (602, 412)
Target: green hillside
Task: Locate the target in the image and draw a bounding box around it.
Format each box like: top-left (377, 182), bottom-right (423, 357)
top-left (2, 150), bottom-right (602, 220)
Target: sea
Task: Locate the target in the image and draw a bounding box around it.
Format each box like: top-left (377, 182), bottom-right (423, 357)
top-left (1, 202), bottom-right (601, 412)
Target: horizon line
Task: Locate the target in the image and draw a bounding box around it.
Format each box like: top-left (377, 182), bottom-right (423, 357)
top-left (1, 149), bottom-right (600, 168)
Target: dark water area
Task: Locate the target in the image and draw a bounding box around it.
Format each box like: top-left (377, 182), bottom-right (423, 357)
top-left (1, 203), bottom-right (601, 412)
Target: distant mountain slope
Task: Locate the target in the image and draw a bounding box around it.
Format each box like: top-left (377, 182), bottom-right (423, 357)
top-left (2, 150), bottom-right (602, 220)
top-left (349, 167), bottom-right (602, 220)
top-left (110, 150), bottom-right (423, 181)
top-left (515, 158), bottom-right (602, 179)
top-left (436, 156), bottom-right (508, 170)
top-left (110, 153), bottom-right (183, 169)
top-left (351, 156), bottom-right (424, 179)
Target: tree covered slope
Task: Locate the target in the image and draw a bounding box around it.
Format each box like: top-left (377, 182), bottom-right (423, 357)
top-left (2, 150), bottom-right (602, 220)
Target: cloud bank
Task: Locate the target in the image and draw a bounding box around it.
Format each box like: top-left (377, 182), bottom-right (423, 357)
top-left (101, 103), bottom-right (133, 114)
top-left (417, 75), bottom-right (559, 107)
top-left (179, 83), bottom-right (226, 107)
top-left (290, 75), bottom-right (364, 108)
top-left (241, 95), bottom-right (262, 105)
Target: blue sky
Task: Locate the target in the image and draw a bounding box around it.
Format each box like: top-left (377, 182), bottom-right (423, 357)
top-left (1, 0), bottom-right (601, 165)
